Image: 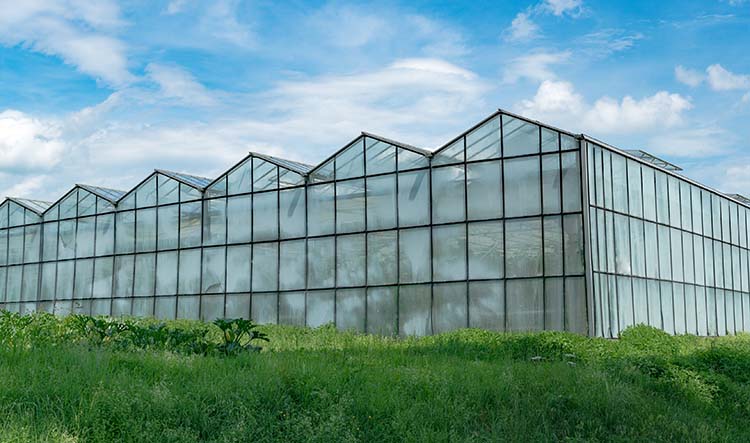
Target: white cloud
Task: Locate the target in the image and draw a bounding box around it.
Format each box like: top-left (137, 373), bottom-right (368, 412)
top-left (577, 29), bottom-right (643, 57)
top-left (675, 65), bottom-right (704, 87)
top-left (505, 12), bottom-right (540, 42)
top-left (0, 110), bottom-right (67, 173)
top-left (2, 58), bottom-right (490, 200)
top-left (502, 51), bottom-right (571, 83)
top-left (706, 64), bottom-right (750, 91)
top-left (0, 0), bottom-right (133, 87)
top-left (308, 4), bottom-right (389, 48)
top-left (518, 80), bottom-right (693, 134)
top-left (2, 176), bottom-right (47, 198)
top-left (145, 63), bottom-right (216, 106)
top-left (648, 126), bottom-right (732, 158)
top-left (200, 0), bottom-right (254, 48)
top-left (165, 0), bottom-right (189, 14)
top-left (543, 0), bottom-right (583, 16)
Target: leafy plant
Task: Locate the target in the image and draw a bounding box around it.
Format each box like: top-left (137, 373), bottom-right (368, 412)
top-left (213, 318), bottom-right (269, 356)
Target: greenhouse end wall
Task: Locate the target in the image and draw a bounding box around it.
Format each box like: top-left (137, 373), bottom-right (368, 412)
top-left (0, 110), bottom-right (589, 336)
top-left (586, 139), bottom-right (750, 338)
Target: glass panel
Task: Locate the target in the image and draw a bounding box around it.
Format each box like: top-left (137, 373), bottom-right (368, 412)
top-left (306, 290), bottom-right (334, 327)
top-left (94, 214), bottom-right (114, 256)
top-left (252, 242), bottom-right (278, 292)
top-left (59, 191), bottom-right (78, 219)
top-left (432, 224), bottom-right (466, 282)
top-left (640, 165), bottom-right (656, 222)
top-left (206, 177), bottom-right (226, 198)
top-left (336, 179), bottom-right (365, 233)
top-left (78, 191), bottom-right (96, 217)
top-left (253, 158), bottom-right (277, 191)
top-left (611, 154), bottom-right (628, 213)
top-left (226, 245), bottom-right (251, 292)
top-left (541, 154), bottom-right (561, 214)
top-left (178, 249), bottom-right (201, 294)
top-left (92, 257), bottom-right (113, 298)
top-left (655, 171), bottom-right (669, 225)
top-left (397, 170), bottom-right (430, 227)
top-left (467, 161), bottom-right (502, 220)
top-left (468, 221), bottom-right (503, 279)
top-left (668, 176), bottom-right (682, 229)
top-left (366, 174), bottom-right (397, 230)
top-left (252, 293), bottom-right (277, 324)
top-left (135, 208), bottom-right (156, 252)
top-left (502, 115), bottom-right (539, 157)
top-left (466, 116), bottom-right (501, 161)
top-left (367, 287), bottom-right (398, 335)
top-left (278, 169), bottom-right (304, 188)
top-left (433, 138), bottom-right (463, 165)
top-left (42, 222), bottom-right (58, 261)
top-left (335, 138), bottom-right (365, 180)
top-left (22, 264), bottom-right (40, 302)
top-left (227, 195), bottom-right (252, 243)
top-left (336, 234), bottom-right (365, 287)
top-left (155, 251), bottom-right (178, 296)
top-left (469, 281), bottom-right (504, 331)
top-left (367, 231), bottom-right (397, 285)
top-left (201, 247), bottom-right (225, 293)
top-left (136, 176), bottom-right (157, 208)
top-left (399, 228), bottom-right (431, 283)
top-left (507, 278), bottom-right (543, 331)
top-left (179, 202), bottom-right (202, 248)
top-left (544, 216), bottom-right (563, 276)
top-left (203, 198), bottom-right (226, 246)
top-left (226, 294), bottom-right (250, 319)
top-left (179, 183), bottom-right (202, 202)
top-left (227, 159), bottom-right (252, 195)
top-left (279, 292), bottom-right (306, 326)
top-left (158, 175), bottom-right (179, 205)
top-left (116, 211), bottom-right (135, 254)
top-left (432, 282), bottom-right (468, 333)
top-left (563, 214), bottom-right (585, 275)
top-left (311, 159), bottom-right (334, 183)
top-left (133, 253), bottom-right (156, 296)
top-left (279, 188), bottom-right (306, 238)
top-left (504, 157), bottom-right (541, 217)
top-left (541, 128), bottom-right (558, 152)
top-left (279, 240), bottom-right (307, 293)
top-left (545, 277), bottom-right (564, 331)
top-left (431, 165), bottom-right (465, 224)
top-left (113, 255), bottom-right (134, 297)
top-left (505, 217), bottom-right (543, 278)
top-left (253, 191), bottom-right (279, 241)
top-left (307, 237), bottom-right (334, 289)
top-left (336, 289), bottom-right (365, 332)
top-left (156, 205), bottom-right (178, 250)
top-left (23, 224), bottom-right (40, 263)
top-left (614, 214), bottom-right (631, 275)
top-left (364, 138), bottom-right (396, 175)
top-left (398, 148), bottom-right (429, 170)
top-left (561, 151), bottom-right (582, 212)
top-left (307, 183), bottom-right (334, 236)
top-left (56, 220), bottom-right (76, 260)
top-left (399, 284), bottom-right (432, 336)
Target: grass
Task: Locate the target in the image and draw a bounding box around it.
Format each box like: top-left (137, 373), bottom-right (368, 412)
top-left (1, 315), bottom-right (750, 442)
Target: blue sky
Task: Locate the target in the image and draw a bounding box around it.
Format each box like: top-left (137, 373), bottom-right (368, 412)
top-left (0, 0), bottom-right (749, 201)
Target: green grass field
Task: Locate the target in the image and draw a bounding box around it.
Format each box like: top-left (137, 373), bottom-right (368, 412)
top-left (1, 313), bottom-right (750, 442)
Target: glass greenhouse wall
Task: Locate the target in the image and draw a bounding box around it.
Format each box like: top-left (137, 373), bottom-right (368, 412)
top-left (586, 139), bottom-right (750, 338)
top-left (16, 108), bottom-right (746, 337)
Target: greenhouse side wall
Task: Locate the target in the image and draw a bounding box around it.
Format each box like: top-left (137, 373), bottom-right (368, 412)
top-left (585, 140), bottom-right (750, 338)
top-left (0, 111), bottom-right (589, 336)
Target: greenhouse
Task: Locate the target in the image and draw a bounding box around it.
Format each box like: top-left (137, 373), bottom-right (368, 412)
top-left (0, 109), bottom-right (747, 338)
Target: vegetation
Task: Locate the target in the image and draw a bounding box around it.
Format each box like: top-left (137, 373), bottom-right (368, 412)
top-left (1, 311), bottom-right (750, 442)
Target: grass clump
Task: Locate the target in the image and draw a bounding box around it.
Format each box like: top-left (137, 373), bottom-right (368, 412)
top-left (1, 312), bottom-right (750, 442)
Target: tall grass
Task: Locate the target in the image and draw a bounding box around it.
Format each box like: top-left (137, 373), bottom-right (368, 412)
top-left (1, 312), bottom-right (749, 442)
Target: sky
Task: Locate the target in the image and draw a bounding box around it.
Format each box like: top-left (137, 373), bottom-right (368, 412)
top-left (0, 0), bottom-right (749, 202)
